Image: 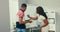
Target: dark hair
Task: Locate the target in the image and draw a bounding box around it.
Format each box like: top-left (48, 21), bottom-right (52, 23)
top-left (36, 6), bottom-right (48, 19)
top-left (21, 3), bottom-right (27, 7)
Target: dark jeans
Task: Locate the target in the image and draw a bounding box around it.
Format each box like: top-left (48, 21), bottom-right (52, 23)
top-left (16, 22), bottom-right (26, 29)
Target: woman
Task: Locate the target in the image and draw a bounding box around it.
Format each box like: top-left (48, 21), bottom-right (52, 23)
top-left (27, 6), bottom-right (49, 32)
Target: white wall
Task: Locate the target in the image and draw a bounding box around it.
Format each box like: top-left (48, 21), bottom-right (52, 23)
top-left (9, 0), bottom-right (19, 32)
top-left (19, 0), bottom-right (27, 8)
top-left (26, 0), bottom-right (60, 14)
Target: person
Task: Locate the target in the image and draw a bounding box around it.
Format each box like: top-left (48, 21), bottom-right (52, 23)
top-left (27, 6), bottom-right (49, 32)
top-left (16, 3), bottom-right (32, 32)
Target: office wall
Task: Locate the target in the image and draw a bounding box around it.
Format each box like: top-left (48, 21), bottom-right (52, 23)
top-left (0, 0), bottom-right (10, 32)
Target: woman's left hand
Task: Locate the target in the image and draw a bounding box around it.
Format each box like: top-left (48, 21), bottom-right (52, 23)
top-left (27, 15), bottom-right (30, 18)
top-left (38, 27), bottom-right (42, 31)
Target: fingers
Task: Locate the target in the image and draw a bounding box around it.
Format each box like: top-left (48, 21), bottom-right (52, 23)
top-left (27, 15), bottom-right (30, 18)
top-left (29, 20), bottom-right (32, 23)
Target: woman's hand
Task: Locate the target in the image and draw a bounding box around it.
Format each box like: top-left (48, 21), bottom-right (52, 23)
top-left (27, 15), bottom-right (30, 18)
top-left (25, 19), bottom-right (32, 23)
top-left (38, 27), bottom-right (42, 31)
top-left (27, 15), bottom-right (38, 20)
top-left (28, 19), bottom-right (32, 23)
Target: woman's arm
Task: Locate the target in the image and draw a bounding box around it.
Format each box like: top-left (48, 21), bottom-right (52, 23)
top-left (27, 15), bottom-right (38, 20)
top-left (41, 19), bottom-right (49, 28)
top-left (19, 17), bottom-right (32, 24)
top-left (38, 19), bottom-right (49, 30)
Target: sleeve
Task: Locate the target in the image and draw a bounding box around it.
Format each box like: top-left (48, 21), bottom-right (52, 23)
top-left (38, 15), bottom-right (46, 22)
top-left (17, 11), bottom-right (24, 18)
top-left (40, 15), bottom-right (46, 20)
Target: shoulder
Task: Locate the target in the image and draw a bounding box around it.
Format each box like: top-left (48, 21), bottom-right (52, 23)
top-left (40, 15), bottom-right (46, 19)
top-left (19, 10), bottom-right (23, 13)
top-left (17, 10), bottom-right (24, 17)
top-left (17, 10), bottom-right (24, 14)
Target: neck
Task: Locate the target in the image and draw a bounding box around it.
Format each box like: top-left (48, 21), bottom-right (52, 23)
top-left (20, 9), bottom-right (25, 12)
